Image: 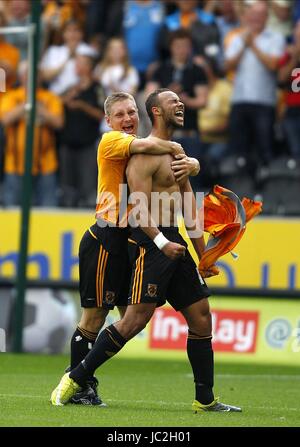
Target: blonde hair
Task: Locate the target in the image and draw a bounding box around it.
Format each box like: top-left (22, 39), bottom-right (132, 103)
top-left (100, 37), bottom-right (131, 79)
top-left (104, 92), bottom-right (136, 116)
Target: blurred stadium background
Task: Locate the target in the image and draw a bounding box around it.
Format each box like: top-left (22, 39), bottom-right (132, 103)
top-left (0, 0), bottom-right (300, 428)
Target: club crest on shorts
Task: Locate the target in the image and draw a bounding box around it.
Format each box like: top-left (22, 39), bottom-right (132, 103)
top-left (105, 291), bottom-right (116, 305)
top-left (146, 283), bottom-right (158, 298)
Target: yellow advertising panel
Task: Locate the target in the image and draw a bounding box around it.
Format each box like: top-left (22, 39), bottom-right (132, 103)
top-left (0, 210), bottom-right (300, 291)
top-left (0, 209), bottom-right (93, 280)
top-left (115, 297), bottom-right (300, 366)
top-left (183, 218), bottom-right (300, 290)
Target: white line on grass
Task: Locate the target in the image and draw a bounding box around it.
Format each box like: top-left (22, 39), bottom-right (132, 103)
top-left (0, 393), bottom-right (298, 412)
top-left (185, 374), bottom-right (300, 380)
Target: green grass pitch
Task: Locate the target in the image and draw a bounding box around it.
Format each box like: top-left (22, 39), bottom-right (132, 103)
top-left (0, 353), bottom-right (299, 427)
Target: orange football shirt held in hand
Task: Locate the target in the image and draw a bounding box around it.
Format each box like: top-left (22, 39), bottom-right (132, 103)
top-left (198, 185), bottom-right (262, 278)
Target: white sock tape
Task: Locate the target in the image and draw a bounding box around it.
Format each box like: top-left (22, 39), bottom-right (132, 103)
top-left (153, 232), bottom-right (169, 250)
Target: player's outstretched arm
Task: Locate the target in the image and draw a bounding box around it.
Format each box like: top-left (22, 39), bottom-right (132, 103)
top-left (130, 136), bottom-right (185, 156)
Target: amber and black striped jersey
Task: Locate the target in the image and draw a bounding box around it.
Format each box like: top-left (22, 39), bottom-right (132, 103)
top-left (79, 131), bottom-right (136, 308)
top-left (95, 131), bottom-right (135, 226)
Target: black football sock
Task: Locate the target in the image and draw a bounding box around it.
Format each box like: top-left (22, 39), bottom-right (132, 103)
top-left (70, 326), bottom-right (98, 371)
top-left (187, 330), bottom-right (214, 405)
top-left (70, 324), bottom-right (127, 387)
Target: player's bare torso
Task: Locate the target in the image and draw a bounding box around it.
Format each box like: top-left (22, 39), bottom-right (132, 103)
top-left (127, 153), bottom-right (181, 227)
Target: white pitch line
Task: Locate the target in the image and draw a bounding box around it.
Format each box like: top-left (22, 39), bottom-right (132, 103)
top-left (0, 394), bottom-right (299, 412)
top-left (186, 374), bottom-right (300, 380)
top-left (0, 393), bottom-right (46, 399)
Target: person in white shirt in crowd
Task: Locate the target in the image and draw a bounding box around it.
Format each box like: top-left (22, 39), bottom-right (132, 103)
top-left (95, 36), bottom-right (139, 134)
top-left (95, 37), bottom-right (139, 98)
top-left (40, 19), bottom-right (97, 96)
top-left (225, 0), bottom-right (286, 171)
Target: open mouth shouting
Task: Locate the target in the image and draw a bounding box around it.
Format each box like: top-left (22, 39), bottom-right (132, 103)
top-left (122, 124), bottom-right (135, 134)
top-left (174, 109), bottom-right (184, 123)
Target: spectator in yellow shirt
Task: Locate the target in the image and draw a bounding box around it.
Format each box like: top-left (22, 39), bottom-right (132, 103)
top-left (0, 61), bottom-right (64, 207)
top-left (198, 57), bottom-right (232, 184)
top-left (0, 11), bottom-right (20, 187)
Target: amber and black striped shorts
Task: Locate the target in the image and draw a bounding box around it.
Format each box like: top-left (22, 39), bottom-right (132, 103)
top-left (128, 227), bottom-right (210, 311)
top-left (79, 223), bottom-right (135, 309)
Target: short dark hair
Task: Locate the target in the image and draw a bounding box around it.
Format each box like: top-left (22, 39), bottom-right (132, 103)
top-left (168, 28), bottom-right (193, 47)
top-left (145, 88), bottom-right (171, 124)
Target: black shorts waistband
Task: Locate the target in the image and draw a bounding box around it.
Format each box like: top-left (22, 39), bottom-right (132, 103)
top-left (90, 222), bottom-right (129, 238)
top-left (130, 226), bottom-right (185, 247)
top-left (89, 222), bottom-right (129, 254)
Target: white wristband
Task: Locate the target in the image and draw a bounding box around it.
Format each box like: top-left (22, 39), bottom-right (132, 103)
top-left (153, 232), bottom-right (169, 250)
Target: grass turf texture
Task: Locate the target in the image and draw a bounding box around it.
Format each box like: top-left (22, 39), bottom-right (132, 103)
top-left (0, 354), bottom-right (299, 427)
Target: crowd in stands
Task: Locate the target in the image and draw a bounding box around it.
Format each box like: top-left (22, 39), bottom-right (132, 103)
top-left (0, 0), bottom-right (300, 214)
